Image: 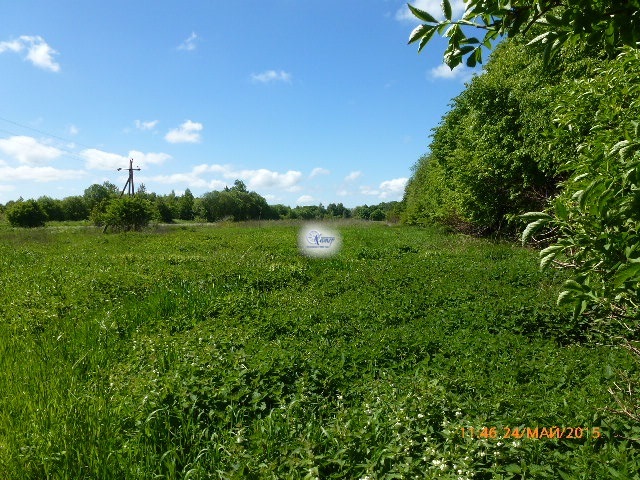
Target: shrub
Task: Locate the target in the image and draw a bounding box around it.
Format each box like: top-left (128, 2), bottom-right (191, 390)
top-left (6, 200), bottom-right (48, 228)
top-left (102, 196), bottom-right (154, 232)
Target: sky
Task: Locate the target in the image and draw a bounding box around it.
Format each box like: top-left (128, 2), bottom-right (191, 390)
top-left (0, 0), bottom-right (475, 207)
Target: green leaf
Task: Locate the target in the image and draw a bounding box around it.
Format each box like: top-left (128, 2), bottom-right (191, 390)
top-left (417, 28), bottom-right (437, 52)
top-left (442, 0), bottom-right (452, 21)
top-left (407, 4), bottom-right (438, 24)
top-left (554, 200), bottom-right (568, 221)
top-left (578, 180), bottom-right (603, 212)
top-left (557, 290), bottom-right (574, 305)
top-left (521, 218), bottom-right (549, 244)
top-left (613, 263), bottom-right (640, 289)
top-left (520, 211), bottom-right (552, 220)
top-left (466, 49), bottom-right (477, 68)
top-left (505, 464), bottom-right (522, 474)
top-left (562, 279), bottom-right (585, 292)
top-left (460, 37), bottom-right (480, 45)
top-left (540, 251), bottom-right (559, 271)
top-left (573, 173), bottom-right (589, 182)
top-left (610, 140), bottom-right (631, 156)
top-left (408, 24), bottom-right (432, 44)
top-left (527, 31), bottom-right (550, 47)
top-left (458, 45), bottom-right (475, 56)
top-left (543, 14), bottom-right (564, 27)
top-left (540, 244), bottom-right (563, 258)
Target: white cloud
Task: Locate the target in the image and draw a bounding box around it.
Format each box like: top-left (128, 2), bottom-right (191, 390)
top-left (81, 149), bottom-right (127, 171)
top-left (152, 172), bottom-right (208, 188)
top-left (150, 164), bottom-right (303, 192)
top-left (0, 35), bottom-right (60, 72)
top-left (135, 119), bottom-right (159, 131)
top-left (250, 70), bottom-right (292, 84)
top-left (68, 125), bottom-right (79, 136)
top-left (81, 148), bottom-right (171, 171)
top-left (0, 39), bottom-right (23, 53)
top-left (296, 195), bottom-right (315, 205)
top-left (0, 184), bottom-right (15, 192)
top-left (0, 136), bottom-right (63, 165)
top-left (128, 150), bottom-right (171, 166)
top-left (165, 120), bottom-right (203, 143)
top-left (396, 0), bottom-right (466, 22)
top-left (379, 177), bottom-right (408, 198)
top-left (178, 32), bottom-right (199, 51)
top-left (361, 177), bottom-right (408, 200)
top-left (429, 63), bottom-right (475, 82)
top-left (310, 167), bottom-right (330, 178)
top-left (360, 185), bottom-right (379, 196)
top-left (237, 168), bottom-right (303, 190)
top-left (344, 171), bottom-right (362, 182)
top-left (0, 165), bottom-right (85, 182)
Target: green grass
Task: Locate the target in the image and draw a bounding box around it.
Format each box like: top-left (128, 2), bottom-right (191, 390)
top-left (0, 222), bottom-right (638, 479)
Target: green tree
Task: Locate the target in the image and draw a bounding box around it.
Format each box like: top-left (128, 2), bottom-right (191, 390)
top-left (83, 182), bottom-right (118, 211)
top-left (178, 188), bottom-right (195, 220)
top-left (327, 203), bottom-right (350, 218)
top-left (102, 196), bottom-right (154, 232)
top-left (402, 36), bottom-right (598, 233)
top-left (352, 205), bottom-right (371, 220)
top-left (61, 196), bottom-right (89, 221)
top-left (154, 197), bottom-right (175, 223)
top-left (198, 182), bottom-right (271, 222)
top-left (370, 209), bottom-right (386, 221)
top-left (523, 47), bottom-right (640, 324)
top-left (36, 196), bottom-right (65, 222)
top-left (407, 0), bottom-right (640, 68)
top-left (6, 199), bottom-right (48, 228)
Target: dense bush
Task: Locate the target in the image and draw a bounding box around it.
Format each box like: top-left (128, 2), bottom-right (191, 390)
top-left (402, 37), bottom-right (600, 234)
top-left (5, 199), bottom-right (48, 227)
top-left (61, 195), bottom-right (89, 221)
top-left (102, 196), bottom-right (154, 231)
top-left (524, 47), bottom-right (640, 326)
top-left (36, 196), bottom-right (65, 222)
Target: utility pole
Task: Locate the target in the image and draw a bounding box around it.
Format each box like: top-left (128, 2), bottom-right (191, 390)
top-left (118, 159), bottom-right (141, 196)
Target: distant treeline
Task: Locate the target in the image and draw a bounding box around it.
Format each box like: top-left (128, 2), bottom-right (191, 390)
top-left (0, 179), bottom-right (402, 226)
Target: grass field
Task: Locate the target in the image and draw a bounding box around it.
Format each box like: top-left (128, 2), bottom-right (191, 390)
top-left (0, 221), bottom-right (638, 479)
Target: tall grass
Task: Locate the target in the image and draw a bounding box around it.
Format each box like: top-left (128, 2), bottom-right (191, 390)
top-left (0, 223), bottom-right (638, 478)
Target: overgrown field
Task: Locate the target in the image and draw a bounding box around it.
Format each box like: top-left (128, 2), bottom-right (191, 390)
top-left (0, 222), bottom-right (638, 479)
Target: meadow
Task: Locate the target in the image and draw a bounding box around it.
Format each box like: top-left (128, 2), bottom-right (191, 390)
top-left (0, 222), bottom-right (638, 479)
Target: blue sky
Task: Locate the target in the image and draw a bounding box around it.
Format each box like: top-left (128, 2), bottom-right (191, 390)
top-left (0, 0), bottom-right (474, 207)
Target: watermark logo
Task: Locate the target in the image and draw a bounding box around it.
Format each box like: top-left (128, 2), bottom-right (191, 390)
top-left (298, 224), bottom-right (341, 258)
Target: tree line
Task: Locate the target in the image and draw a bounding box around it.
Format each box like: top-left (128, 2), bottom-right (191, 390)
top-left (0, 180), bottom-right (401, 229)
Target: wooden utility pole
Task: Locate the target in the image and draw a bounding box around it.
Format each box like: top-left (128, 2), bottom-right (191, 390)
top-left (118, 159), bottom-right (141, 196)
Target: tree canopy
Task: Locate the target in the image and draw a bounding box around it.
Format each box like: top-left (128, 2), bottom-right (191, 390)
top-left (408, 0), bottom-right (640, 68)
top-left (404, 0), bottom-right (640, 327)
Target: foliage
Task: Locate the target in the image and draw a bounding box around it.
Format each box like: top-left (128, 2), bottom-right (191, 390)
top-left (154, 197), bottom-right (175, 223)
top-left (60, 195), bottom-right (89, 221)
top-left (407, 0), bottom-right (640, 68)
top-left (5, 199), bottom-right (48, 228)
top-left (177, 188), bottom-right (195, 220)
top-left (522, 48), bottom-right (640, 326)
top-left (36, 196), bottom-right (65, 222)
top-left (198, 181), bottom-right (273, 222)
top-left (102, 195), bottom-right (154, 231)
top-left (83, 182), bottom-right (118, 212)
top-left (402, 37), bottom-right (590, 233)
top-left (0, 224), bottom-right (638, 478)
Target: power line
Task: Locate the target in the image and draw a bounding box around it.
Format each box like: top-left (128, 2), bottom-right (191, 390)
top-left (0, 115), bottom-right (96, 151)
top-left (0, 115), bottom-right (121, 166)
